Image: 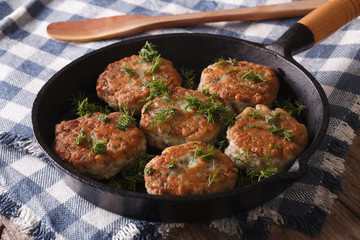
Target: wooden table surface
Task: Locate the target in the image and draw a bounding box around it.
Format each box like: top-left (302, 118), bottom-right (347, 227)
top-left (1, 129), bottom-right (359, 239)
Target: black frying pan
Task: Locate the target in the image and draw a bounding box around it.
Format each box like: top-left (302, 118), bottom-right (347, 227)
top-left (32, 0), bottom-right (359, 222)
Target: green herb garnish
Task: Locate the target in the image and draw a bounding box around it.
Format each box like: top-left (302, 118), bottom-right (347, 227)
top-left (77, 97), bottom-right (110, 117)
top-left (248, 111), bottom-right (262, 119)
top-left (116, 105), bottom-right (136, 131)
top-left (91, 139), bottom-right (107, 155)
top-left (194, 145), bottom-right (217, 160)
top-left (227, 69), bottom-right (239, 75)
top-left (145, 165), bottom-right (153, 175)
top-left (121, 66), bottom-right (136, 76)
top-left (265, 112), bottom-right (280, 124)
top-left (208, 160), bottom-right (221, 187)
top-left (267, 124), bottom-right (294, 142)
top-left (76, 128), bottom-right (92, 145)
top-left (148, 55), bottom-right (162, 74)
top-left (99, 114), bottom-right (110, 122)
top-left (181, 66), bottom-right (197, 90)
top-left (242, 70), bottom-right (267, 83)
top-left (167, 161), bottom-right (176, 169)
top-left (142, 76), bottom-right (170, 102)
top-left (107, 153), bottom-right (154, 191)
top-left (275, 98), bottom-right (306, 117)
top-left (139, 41), bottom-right (159, 62)
top-left (152, 106), bottom-right (177, 124)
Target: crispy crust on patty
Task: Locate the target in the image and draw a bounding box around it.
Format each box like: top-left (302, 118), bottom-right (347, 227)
top-left (140, 87), bottom-right (224, 149)
top-left (53, 112), bottom-right (146, 180)
top-left (198, 60), bottom-right (279, 113)
top-left (96, 55), bottom-right (182, 115)
top-left (224, 104), bottom-right (308, 172)
top-left (144, 141), bottom-right (238, 195)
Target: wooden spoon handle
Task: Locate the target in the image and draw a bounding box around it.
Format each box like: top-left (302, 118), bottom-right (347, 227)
top-left (47, 0), bottom-right (327, 42)
top-left (298, 0), bottom-right (360, 44)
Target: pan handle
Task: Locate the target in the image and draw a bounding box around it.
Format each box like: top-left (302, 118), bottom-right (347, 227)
top-left (267, 0), bottom-right (360, 57)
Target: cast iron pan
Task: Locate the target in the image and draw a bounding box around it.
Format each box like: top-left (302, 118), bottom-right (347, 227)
top-left (32, 0), bottom-right (359, 222)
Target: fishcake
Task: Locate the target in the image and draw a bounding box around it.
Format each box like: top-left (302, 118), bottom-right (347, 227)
top-left (224, 104), bottom-right (308, 172)
top-left (144, 141), bottom-right (238, 195)
top-left (96, 55), bottom-right (182, 115)
top-left (140, 87), bottom-right (233, 150)
top-left (198, 59), bottom-right (279, 113)
top-left (53, 112), bottom-right (146, 180)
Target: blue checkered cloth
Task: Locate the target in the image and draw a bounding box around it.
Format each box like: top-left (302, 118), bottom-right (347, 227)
top-left (1, 0), bottom-right (359, 239)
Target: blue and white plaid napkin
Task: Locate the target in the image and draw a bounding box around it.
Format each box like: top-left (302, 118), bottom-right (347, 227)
top-left (1, 0), bottom-right (359, 239)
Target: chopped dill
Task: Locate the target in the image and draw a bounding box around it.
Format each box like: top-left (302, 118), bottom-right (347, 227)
top-left (208, 160), bottom-right (221, 187)
top-left (77, 97), bottom-right (110, 117)
top-left (76, 128), bottom-right (92, 145)
top-left (148, 55), bottom-right (162, 74)
top-left (152, 106), bottom-right (177, 124)
top-left (121, 66), bottom-right (136, 76)
top-left (99, 114), bottom-right (110, 122)
top-left (248, 111), bottom-right (262, 119)
top-left (139, 41), bottom-right (159, 62)
top-left (142, 76), bottom-right (170, 102)
top-left (116, 105), bottom-right (136, 131)
top-left (181, 66), bottom-right (197, 90)
top-left (167, 161), bottom-right (176, 169)
top-left (183, 94), bottom-right (203, 110)
top-left (226, 69), bottom-right (239, 75)
top-left (228, 58), bottom-right (237, 65)
top-left (91, 139), bottom-right (107, 155)
top-left (144, 165), bottom-right (153, 175)
top-left (194, 145), bottom-right (217, 160)
top-left (107, 153), bottom-right (154, 191)
top-left (237, 150), bottom-right (278, 186)
top-left (283, 130), bottom-right (295, 141)
top-left (275, 98), bottom-right (306, 117)
top-left (265, 112), bottom-right (280, 124)
top-left (142, 102), bottom-right (153, 114)
top-left (267, 124), bottom-right (294, 142)
top-left (242, 70), bottom-right (267, 83)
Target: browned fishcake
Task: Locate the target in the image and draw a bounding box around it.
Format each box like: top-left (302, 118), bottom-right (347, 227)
top-left (96, 55), bottom-right (182, 115)
top-left (225, 104), bottom-right (308, 172)
top-left (144, 141), bottom-right (238, 195)
top-left (198, 59), bottom-right (279, 113)
top-left (140, 87), bottom-right (229, 150)
top-left (53, 112), bottom-right (146, 180)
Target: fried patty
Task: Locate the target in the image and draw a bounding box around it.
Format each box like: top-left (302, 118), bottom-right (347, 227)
top-left (96, 55), bottom-right (182, 115)
top-left (224, 104), bottom-right (308, 172)
top-left (140, 87), bottom-right (232, 150)
top-left (144, 141), bottom-right (238, 195)
top-left (53, 112), bottom-right (146, 180)
top-left (198, 59), bottom-right (279, 113)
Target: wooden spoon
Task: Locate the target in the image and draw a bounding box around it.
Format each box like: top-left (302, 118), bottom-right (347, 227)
top-left (47, 0), bottom-right (327, 42)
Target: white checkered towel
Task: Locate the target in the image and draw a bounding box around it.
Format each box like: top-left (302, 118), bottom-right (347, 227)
top-left (0, 0), bottom-right (359, 239)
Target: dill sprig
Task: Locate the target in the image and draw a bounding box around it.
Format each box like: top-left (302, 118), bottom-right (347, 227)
top-left (183, 94), bottom-right (234, 128)
top-left (152, 105), bottom-right (177, 124)
top-left (242, 70), bottom-right (267, 83)
top-left (237, 150), bottom-right (278, 186)
top-left (76, 128), bottom-right (92, 145)
top-left (116, 105), bottom-right (136, 131)
top-left (148, 55), bottom-right (162, 74)
top-left (121, 66), bottom-right (136, 76)
top-left (77, 97), bottom-right (110, 117)
top-left (194, 145), bottom-right (217, 160)
top-left (107, 153), bottom-right (154, 191)
top-left (208, 160), bottom-right (221, 187)
top-left (91, 139), bottom-right (107, 155)
top-left (181, 66), bottom-right (197, 90)
top-left (142, 76), bottom-right (170, 102)
top-left (267, 124), bottom-right (294, 142)
top-left (275, 98), bottom-right (306, 117)
top-left (139, 41), bottom-right (159, 62)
